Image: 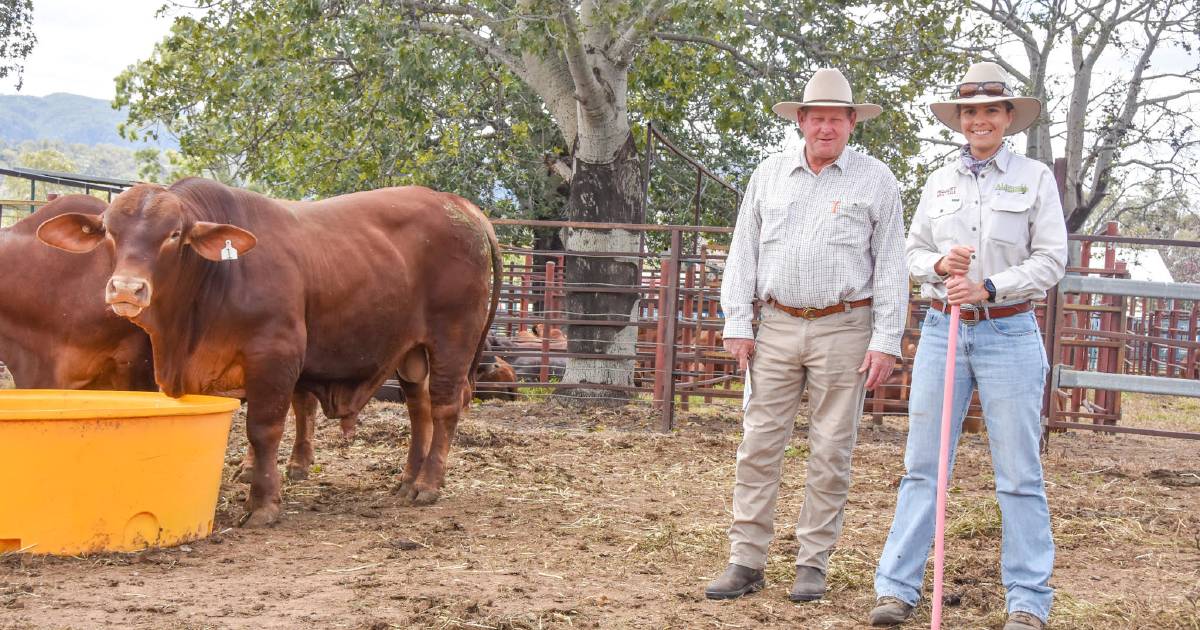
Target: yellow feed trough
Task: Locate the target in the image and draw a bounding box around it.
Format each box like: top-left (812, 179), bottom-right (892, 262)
top-left (0, 390), bottom-right (238, 555)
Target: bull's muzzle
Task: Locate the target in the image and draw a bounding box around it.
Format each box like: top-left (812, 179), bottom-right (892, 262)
top-left (106, 275), bottom-right (152, 318)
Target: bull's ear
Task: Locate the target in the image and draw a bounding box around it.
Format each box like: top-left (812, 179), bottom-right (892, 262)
top-left (187, 221), bottom-right (257, 261)
top-left (37, 213), bottom-right (106, 253)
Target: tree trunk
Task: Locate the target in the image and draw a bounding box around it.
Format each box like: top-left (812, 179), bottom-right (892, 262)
top-left (555, 133), bottom-right (643, 406)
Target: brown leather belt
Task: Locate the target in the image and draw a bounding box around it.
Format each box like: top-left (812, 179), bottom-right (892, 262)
top-left (930, 299), bottom-right (1032, 322)
top-left (767, 297), bottom-right (872, 320)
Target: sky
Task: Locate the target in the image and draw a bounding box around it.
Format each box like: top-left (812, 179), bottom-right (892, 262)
top-left (0, 0), bottom-right (183, 99)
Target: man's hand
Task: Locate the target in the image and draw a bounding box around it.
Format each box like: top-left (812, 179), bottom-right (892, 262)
top-left (945, 275), bottom-right (990, 305)
top-left (858, 350), bottom-right (897, 390)
top-left (935, 245), bottom-right (975, 277)
top-left (724, 338), bottom-right (755, 372)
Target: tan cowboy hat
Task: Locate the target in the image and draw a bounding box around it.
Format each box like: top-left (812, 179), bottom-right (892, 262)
top-left (931, 62), bottom-right (1042, 136)
top-left (771, 68), bottom-right (882, 122)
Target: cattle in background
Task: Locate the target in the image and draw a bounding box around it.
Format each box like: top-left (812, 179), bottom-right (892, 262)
top-left (1, 195), bottom-right (352, 482)
top-left (39, 179), bottom-right (500, 527)
top-left (473, 353), bottom-right (518, 400)
top-left (512, 355), bottom-right (567, 382)
top-left (489, 330), bottom-right (567, 382)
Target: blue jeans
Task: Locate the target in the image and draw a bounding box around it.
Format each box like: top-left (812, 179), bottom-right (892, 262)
top-left (874, 309), bottom-right (1054, 621)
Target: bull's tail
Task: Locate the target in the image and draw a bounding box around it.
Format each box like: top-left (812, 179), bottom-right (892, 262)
top-left (466, 206), bottom-right (503, 403)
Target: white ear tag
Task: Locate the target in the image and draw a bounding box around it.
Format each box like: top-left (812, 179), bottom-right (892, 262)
top-left (220, 239), bottom-right (238, 261)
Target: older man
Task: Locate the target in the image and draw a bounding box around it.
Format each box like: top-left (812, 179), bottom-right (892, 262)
top-left (706, 68), bottom-right (909, 602)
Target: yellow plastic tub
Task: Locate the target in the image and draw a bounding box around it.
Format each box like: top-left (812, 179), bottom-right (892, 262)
top-left (0, 390), bottom-right (239, 555)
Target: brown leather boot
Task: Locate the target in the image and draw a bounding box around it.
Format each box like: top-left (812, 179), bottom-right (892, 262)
top-left (788, 565), bottom-right (826, 602)
top-left (868, 596), bottom-right (915, 626)
top-left (704, 563), bottom-right (765, 600)
top-left (1003, 611), bottom-right (1045, 629)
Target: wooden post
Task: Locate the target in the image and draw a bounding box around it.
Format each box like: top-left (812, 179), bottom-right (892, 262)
top-left (653, 275), bottom-right (669, 406)
top-left (659, 230), bottom-right (682, 432)
top-left (1169, 298), bottom-right (1181, 377)
top-left (680, 263), bottom-right (695, 412)
top-left (519, 254), bottom-right (532, 333)
top-left (540, 261), bottom-right (555, 383)
top-left (1189, 303), bottom-right (1199, 379)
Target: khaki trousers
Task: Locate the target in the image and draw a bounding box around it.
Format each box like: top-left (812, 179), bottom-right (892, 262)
top-left (728, 303), bottom-right (872, 571)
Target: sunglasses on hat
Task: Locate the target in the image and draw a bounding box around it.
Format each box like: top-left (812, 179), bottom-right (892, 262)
top-left (955, 81), bottom-right (1013, 99)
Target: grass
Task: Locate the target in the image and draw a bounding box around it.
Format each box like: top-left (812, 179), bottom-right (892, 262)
top-left (1052, 591), bottom-right (1200, 629)
top-left (1118, 393), bottom-right (1200, 433)
top-left (946, 497), bottom-right (1002, 540)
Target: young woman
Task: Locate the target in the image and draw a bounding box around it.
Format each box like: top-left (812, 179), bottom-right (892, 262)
top-left (868, 62), bottom-right (1068, 630)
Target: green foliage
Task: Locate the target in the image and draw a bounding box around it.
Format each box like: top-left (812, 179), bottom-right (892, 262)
top-left (116, 2), bottom-right (566, 218)
top-left (0, 0), bottom-right (35, 91)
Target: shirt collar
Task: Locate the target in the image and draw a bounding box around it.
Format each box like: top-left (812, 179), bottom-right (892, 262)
top-left (956, 144), bottom-right (1012, 175)
top-left (792, 141), bottom-right (853, 176)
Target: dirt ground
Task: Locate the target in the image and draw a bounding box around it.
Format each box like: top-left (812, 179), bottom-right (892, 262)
top-left (1, 395), bottom-right (1198, 629)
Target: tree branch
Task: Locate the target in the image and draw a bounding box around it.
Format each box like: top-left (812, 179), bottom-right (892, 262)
top-left (919, 136), bottom-right (963, 149)
top-left (410, 20), bottom-right (529, 85)
top-left (651, 31), bottom-right (771, 78)
top-left (1136, 88), bottom-right (1200, 107)
top-left (557, 1), bottom-right (607, 112)
top-left (387, 0), bottom-right (503, 28)
top-left (610, 0), bottom-right (673, 67)
top-left (968, 0), bottom-right (1038, 48)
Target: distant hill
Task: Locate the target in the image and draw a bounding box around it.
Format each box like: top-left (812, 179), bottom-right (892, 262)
top-left (0, 92), bottom-right (176, 150)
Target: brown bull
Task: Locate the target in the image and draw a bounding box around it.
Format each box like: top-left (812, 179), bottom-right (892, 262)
top-left (1, 195), bottom-right (351, 483)
top-left (39, 178), bottom-right (500, 527)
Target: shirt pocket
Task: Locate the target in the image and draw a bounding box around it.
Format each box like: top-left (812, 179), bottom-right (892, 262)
top-left (829, 200), bottom-right (871, 248)
top-left (759, 202), bottom-right (791, 244)
top-left (928, 197), bottom-right (963, 247)
top-left (988, 198), bottom-right (1031, 246)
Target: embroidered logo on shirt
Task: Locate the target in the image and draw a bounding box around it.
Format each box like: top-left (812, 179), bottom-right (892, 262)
top-left (996, 183), bottom-right (1029, 194)
top-left (831, 200), bottom-right (840, 214)
top-left (936, 187), bottom-right (957, 198)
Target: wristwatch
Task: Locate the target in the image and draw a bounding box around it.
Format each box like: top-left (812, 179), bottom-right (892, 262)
top-left (983, 278), bottom-right (997, 303)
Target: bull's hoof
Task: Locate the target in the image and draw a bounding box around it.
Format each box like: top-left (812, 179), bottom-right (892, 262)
top-left (286, 462), bottom-right (310, 482)
top-left (238, 505), bottom-right (281, 528)
top-left (412, 489), bottom-right (441, 506)
top-left (396, 484), bottom-right (440, 506)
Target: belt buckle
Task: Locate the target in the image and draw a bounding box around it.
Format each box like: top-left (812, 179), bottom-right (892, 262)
top-left (959, 303), bottom-right (980, 325)
top-left (800, 306), bottom-right (819, 320)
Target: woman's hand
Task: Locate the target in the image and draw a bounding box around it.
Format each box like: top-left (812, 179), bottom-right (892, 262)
top-left (945, 275), bottom-right (990, 305)
top-left (935, 246), bottom-right (975, 277)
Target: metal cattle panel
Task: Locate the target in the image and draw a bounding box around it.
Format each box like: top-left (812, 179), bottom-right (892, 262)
top-left (1058, 275), bottom-right (1200, 301)
top-left (1054, 366), bottom-right (1200, 398)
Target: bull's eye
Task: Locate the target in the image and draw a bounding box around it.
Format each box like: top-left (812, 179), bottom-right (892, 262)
top-left (169, 230), bottom-right (182, 240)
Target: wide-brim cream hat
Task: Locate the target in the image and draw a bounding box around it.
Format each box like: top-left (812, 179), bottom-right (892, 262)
top-left (931, 62), bottom-right (1041, 136)
top-left (772, 68), bottom-right (882, 122)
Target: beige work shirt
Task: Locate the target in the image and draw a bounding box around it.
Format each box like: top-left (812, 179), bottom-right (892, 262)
top-left (907, 146), bottom-right (1068, 304)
